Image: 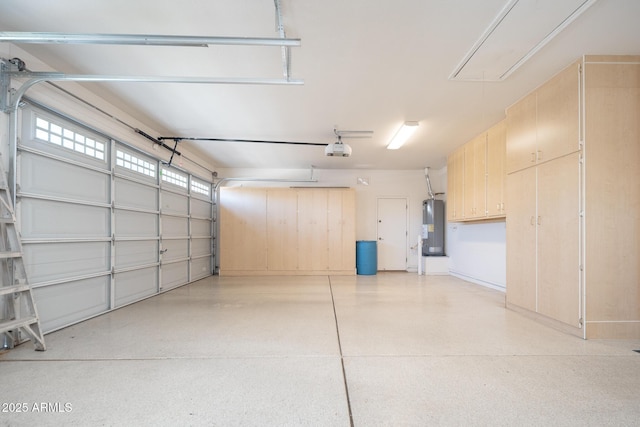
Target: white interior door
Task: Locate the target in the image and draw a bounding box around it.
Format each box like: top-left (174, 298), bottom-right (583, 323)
top-left (377, 198), bottom-right (407, 271)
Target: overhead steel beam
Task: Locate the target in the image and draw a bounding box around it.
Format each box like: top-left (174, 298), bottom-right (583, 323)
top-left (7, 71), bottom-right (304, 88)
top-left (0, 32), bottom-right (301, 47)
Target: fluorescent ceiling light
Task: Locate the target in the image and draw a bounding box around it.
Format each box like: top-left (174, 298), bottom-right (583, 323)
top-left (387, 121), bottom-right (419, 150)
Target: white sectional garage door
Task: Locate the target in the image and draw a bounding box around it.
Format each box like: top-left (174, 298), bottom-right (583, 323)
top-left (17, 103), bottom-right (213, 333)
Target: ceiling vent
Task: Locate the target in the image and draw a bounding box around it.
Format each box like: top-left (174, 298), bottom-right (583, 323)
top-left (450, 0), bottom-right (599, 81)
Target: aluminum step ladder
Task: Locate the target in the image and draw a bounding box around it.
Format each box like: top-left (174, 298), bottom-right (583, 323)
top-left (0, 156), bottom-right (45, 351)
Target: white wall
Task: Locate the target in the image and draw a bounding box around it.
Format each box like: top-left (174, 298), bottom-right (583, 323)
top-left (447, 221), bottom-right (506, 291)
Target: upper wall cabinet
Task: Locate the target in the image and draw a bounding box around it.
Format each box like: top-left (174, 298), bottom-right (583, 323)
top-left (447, 120), bottom-right (506, 222)
top-left (506, 61), bottom-right (581, 174)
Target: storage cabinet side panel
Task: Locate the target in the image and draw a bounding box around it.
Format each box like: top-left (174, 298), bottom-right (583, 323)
top-left (584, 62), bottom-right (640, 337)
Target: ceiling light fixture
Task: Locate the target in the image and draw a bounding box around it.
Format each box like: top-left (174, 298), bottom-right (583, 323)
top-left (387, 121), bottom-right (419, 150)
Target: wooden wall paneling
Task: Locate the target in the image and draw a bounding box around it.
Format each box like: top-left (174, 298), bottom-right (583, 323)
top-left (584, 61), bottom-right (640, 332)
top-left (267, 188), bottom-right (298, 271)
top-left (505, 167), bottom-right (537, 312)
top-left (506, 91), bottom-right (537, 174)
top-left (536, 153), bottom-right (581, 328)
top-left (297, 189), bottom-right (329, 271)
top-left (487, 120), bottom-right (506, 217)
top-left (219, 188), bottom-right (267, 271)
top-left (536, 60), bottom-right (581, 164)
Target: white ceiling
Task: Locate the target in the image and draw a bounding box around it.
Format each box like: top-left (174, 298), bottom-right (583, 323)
top-left (1, 0), bottom-right (639, 170)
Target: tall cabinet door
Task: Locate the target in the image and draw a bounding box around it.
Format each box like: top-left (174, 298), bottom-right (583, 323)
top-left (219, 188), bottom-right (267, 271)
top-left (297, 189), bottom-right (328, 271)
top-left (486, 120), bottom-right (506, 217)
top-left (537, 153), bottom-right (581, 327)
top-left (328, 189), bottom-right (356, 271)
top-left (267, 188), bottom-right (298, 271)
top-left (506, 91), bottom-right (537, 174)
top-left (506, 167), bottom-right (537, 311)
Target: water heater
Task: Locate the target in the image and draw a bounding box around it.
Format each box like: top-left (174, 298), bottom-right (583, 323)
top-left (422, 199), bottom-right (445, 256)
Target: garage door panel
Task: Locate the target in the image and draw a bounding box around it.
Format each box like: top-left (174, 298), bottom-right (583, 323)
top-left (191, 238), bottom-right (211, 257)
top-left (115, 210), bottom-right (158, 237)
top-left (162, 261), bottom-right (188, 290)
top-left (115, 177), bottom-right (158, 211)
top-left (115, 240), bottom-right (158, 269)
top-left (191, 218), bottom-right (211, 236)
top-left (23, 242), bottom-right (110, 284)
top-left (20, 151), bottom-right (110, 204)
top-left (114, 267), bottom-right (158, 307)
top-left (161, 239), bottom-right (188, 261)
top-left (161, 216), bottom-right (188, 237)
top-left (20, 198), bottom-right (110, 238)
top-left (191, 198), bottom-right (212, 217)
top-left (191, 257), bottom-right (211, 281)
top-left (33, 277), bottom-right (110, 333)
top-left (162, 191), bottom-right (188, 216)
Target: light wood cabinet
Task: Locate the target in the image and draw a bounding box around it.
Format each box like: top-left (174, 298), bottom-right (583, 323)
top-left (328, 189), bottom-right (356, 271)
top-left (464, 134), bottom-right (486, 219)
top-left (297, 189), bottom-right (329, 271)
top-left (486, 120), bottom-right (506, 217)
top-left (266, 188), bottom-right (298, 271)
top-left (219, 187), bottom-right (355, 276)
top-left (447, 120), bottom-right (505, 222)
top-left (219, 188), bottom-right (267, 271)
top-left (506, 56), bottom-right (640, 339)
top-left (506, 61), bottom-right (581, 174)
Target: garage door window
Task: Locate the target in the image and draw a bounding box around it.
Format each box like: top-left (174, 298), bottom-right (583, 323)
top-left (116, 149), bottom-right (156, 177)
top-left (161, 168), bottom-right (187, 188)
top-left (35, 116), bottom-right (105, 161)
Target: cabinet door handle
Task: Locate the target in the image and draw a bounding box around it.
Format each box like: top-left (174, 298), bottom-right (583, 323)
top-left (537, 150), bottom-right (543, 161)
top-left (531, 152), bottom-right (536, 162)
top-left (530, 216), bottom-right (535, 226)
top-left (537, 216), bottom-right (542, 225)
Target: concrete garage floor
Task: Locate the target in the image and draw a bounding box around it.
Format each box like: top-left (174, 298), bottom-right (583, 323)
top-left (2, 273), bottom-right (640, 426)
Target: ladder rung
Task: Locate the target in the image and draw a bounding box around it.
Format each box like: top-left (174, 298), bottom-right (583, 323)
top-left (0, 251), bottom-right (22, 259)
top-left (0, 316), bottom-right (39, 335)
top-left (0, 284), bottom-right (31, 296)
